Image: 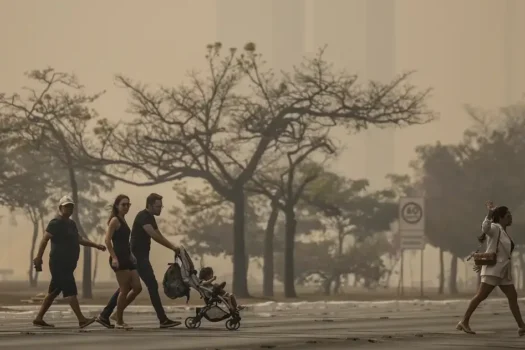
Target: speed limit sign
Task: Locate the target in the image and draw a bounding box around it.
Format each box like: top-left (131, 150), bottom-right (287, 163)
top-left (399, 197), bottom-right (425, 231)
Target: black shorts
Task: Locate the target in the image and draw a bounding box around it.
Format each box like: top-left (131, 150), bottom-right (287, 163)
top-left (48, 263), bottom-right (77, 298)
top-left (109, 256), bottom-right (136, 272)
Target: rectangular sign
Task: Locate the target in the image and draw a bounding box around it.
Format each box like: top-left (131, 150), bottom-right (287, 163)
top-left (400, 236), bottom-right (426, 250)
top-left (399, 197), bottom-right (425, 231)
top-left (401, 231), bottom-right (425, 238)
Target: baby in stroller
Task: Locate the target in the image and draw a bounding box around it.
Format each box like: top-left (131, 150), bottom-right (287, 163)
top-left (170, 247), bottom-right (243, 330)
top-left (198, 267), bottom-right (244, 313)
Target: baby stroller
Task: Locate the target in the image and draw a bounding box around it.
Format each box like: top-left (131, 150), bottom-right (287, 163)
top-left (163, 247), bottom-right (242, 331)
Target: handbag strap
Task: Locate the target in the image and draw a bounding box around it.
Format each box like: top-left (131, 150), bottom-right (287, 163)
top-left (494, 226), bottom-right (501, 254)
top-left (499, 228), bottom-right (514, 259)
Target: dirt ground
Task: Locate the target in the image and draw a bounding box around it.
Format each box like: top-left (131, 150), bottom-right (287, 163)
top-left (0, 281), bottom-right (475, 306)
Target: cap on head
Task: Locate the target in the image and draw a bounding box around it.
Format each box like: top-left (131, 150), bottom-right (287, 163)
top-left (58, 195), bottom-right (75, 207)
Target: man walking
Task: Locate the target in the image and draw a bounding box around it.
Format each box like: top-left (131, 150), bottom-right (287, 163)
top-left (96, 193), bottom-right (181, 328)
top-left (33, 195), bottom-right (106, 328)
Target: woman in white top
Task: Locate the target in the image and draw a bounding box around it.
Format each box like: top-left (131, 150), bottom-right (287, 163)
top-left (456, 201), bottom-right (525, 336)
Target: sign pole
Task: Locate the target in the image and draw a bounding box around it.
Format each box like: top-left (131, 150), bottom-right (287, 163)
top-left (420, 248), bottom-right (424, 298)
top-left (399, 197), bottom-right (425, 297)
top-left (400, 249), bottom-right (404, 296)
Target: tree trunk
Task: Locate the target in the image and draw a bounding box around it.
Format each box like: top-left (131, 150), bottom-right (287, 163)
top-left (338, 234), bottom-right (344, 257)
top-left (28, 209), bottom-right (39, 288)
top-left (332, 274), bottom-right (342, 294)
top-left (199, 254), bottom-right (205, 269)
top-left (438, 248), bottom-right (445, 294)
top-left (92, 234), bottom-right (103, 287)
top-left (283, 208), bottom-right (297, 298)
top-left (92, 250), bottom-right (99, 288)
top-left (322, 277), bottom-right (332, 296)
top-left (66, 165), bottom-right (92, 299)
top-left (263, 203), bottom-right (279, 297)
top-left (518, 250), bottom-right (525, 291)
top-left (231, 187), bottom-right (249, 298)
top-left (449, 254), bottom-right (458, 294)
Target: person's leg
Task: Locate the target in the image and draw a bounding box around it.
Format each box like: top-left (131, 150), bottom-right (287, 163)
top-left (36, 290), bottom-right (59, 318)
top-left (460, 281), bottom-right (495, 329)
top-left (115, 270), bottom-right (132, 325)
top-left (62, 271), bottom-right (96, 328)
top-left (219, 291), bottom-right (235, 311)
top-left (68, 295), bottom-right (85, 320)
top-left (135, 257), bottom-right (167, 322)
top-left (99, 288), bottom-right (120, 319)
top-left (33, 280), bottom-right (60, 326)
top-left (126, 269), bottom-right (142, 306)
top-left (229, 294), bottom-right (239, 310)
top-left (499, 284), bottom-right (525, 329)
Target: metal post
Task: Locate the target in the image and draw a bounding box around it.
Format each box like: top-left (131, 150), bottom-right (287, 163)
top-left (400, 249), bottom-right (405, 296)
top-left (420, 248), bottom-right (424, 298)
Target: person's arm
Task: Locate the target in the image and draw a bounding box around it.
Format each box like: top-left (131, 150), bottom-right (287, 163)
top-left (35, 219), bottom-right (59, 265)
top-left (200, 277), bottom-right (215, 286)
top-left (104, 218), bottom-right (120, 259)
top-left (481, 201), bottom-right (496, 235)
top-left (34, 232), bottom-right (53, 263)
top-left (79, 235), bottom-right (105, 250)
top-left (143, 224), bottom-right (179, 252)
top-left (200, 276), bottom-right (216, 285)
top-left (481, 217), bottom-right (494, 235)
top-left (76, 222), bottom-right (106, 250)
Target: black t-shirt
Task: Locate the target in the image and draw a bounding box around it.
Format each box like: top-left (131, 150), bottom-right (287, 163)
top-left (130, 209), bottom-right (157, 257)
top-left (46, 217), bottom-right (80, 266)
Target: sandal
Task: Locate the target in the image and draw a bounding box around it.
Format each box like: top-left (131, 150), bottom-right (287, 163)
top-left (115, 323), bottom-right (133, 330)
top-left (456, 321), bottom-right (476, 334)
top-left (79, 317), bottom-right (96, 329)
top-left (33, 319), bottom-right (55, 328)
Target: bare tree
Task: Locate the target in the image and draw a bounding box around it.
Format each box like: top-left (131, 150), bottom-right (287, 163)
top-left (80, 42), bottom-right (435, 297)
top-left (0, 143), bottom-right (53, 288)
top-left (246, 136), bottom-right (334, 298)
top-left (0, 69), bottom-right (113, 298)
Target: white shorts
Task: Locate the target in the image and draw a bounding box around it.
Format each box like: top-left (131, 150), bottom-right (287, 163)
top-left (481, 275), bottom-right (513, 286)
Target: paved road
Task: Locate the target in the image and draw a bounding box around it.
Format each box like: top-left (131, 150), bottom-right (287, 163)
top-left (0, 298), bottom-right (524, 349)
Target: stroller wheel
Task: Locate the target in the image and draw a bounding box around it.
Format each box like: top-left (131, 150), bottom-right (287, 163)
top-left (225, 318), bottom-right (241, 331)
top-left (185, 317), bottom-right (201, 329)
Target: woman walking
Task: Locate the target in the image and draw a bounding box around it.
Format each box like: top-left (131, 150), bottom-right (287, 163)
top-left (457, 200), bottom-right (525, 336)
top-left (32, 196), bottom-right (106, 328)
top-left (97, 195), bottom-right (142, 329)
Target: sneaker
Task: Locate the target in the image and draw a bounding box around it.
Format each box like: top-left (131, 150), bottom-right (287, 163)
top-left (79, 317), bottom-right (97, 329)
top-left (95, 315), bottom-right (114, 329)
top-left (33, 319), bottom-right (55, 328)
top-left (159, 318), bottom-right (181, 328)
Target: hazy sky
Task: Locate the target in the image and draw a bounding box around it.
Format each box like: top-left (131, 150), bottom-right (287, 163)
top-left (1, 0), bottom-right (524, 287)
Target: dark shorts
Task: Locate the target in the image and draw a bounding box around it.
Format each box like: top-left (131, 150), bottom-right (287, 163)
top-left (48, 263), bottom-right (77, 298)
top-left (109, 256), bottom-right (136, 272)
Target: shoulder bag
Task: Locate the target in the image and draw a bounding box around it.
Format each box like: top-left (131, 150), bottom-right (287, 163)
top-left (470, 227), bottom-right (501, 266)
